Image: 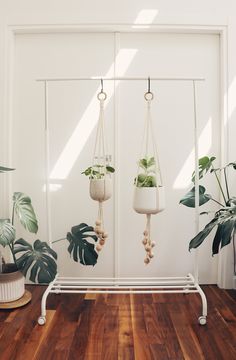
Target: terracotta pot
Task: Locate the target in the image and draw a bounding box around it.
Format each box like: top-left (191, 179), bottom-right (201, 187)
top-left (133, 186), bottom-right (165, 214)
top-left (90, 178), bottom-right (112, 202)
top-left (0, 264), bottom-right (25, 302)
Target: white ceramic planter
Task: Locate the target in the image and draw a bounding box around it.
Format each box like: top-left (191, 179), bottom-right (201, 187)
top-left (0, 267), bottom-right (25, 303)
top-left (90, 178), bottom-right (112, 202)
top-left (133, 186), bottom-right (165, 214)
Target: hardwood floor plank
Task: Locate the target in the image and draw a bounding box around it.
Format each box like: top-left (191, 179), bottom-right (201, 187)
top-left (0, 285), bottom-right (235, 360)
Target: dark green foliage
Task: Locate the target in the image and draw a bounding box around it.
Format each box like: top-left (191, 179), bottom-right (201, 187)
top-left (66, 223), bottom-right (98, 266)
top-left (14, 238), bottom-right (57, 283)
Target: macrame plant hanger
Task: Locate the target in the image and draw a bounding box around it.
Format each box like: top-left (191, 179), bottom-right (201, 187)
top-left (90, 79), bottom-right (113, 253)
top-left (133, 77), bottom-right (165, 264)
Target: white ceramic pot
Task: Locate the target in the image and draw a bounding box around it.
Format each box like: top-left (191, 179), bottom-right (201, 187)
top-left (0, 265), bottom-right (25, 302)
top-left (90, 178), bottom-right (112, 202)
top-left (133, 186), bottom-right (165, 214)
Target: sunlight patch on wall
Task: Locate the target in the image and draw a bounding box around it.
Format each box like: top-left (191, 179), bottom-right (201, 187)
top-left (132, 9), bottom-right (159, 28)
top-left (228, 76), bottom-right (236, 119)
top-left (49, 49), bottom-right (138, 180)
top-left (173, 118), bottom-right (212, 189)
top-left (43, 184), bottom-right (62, 192)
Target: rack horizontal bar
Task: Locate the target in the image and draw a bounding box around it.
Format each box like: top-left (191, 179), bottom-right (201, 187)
top-left (36, 76), bottom-right (205, 82)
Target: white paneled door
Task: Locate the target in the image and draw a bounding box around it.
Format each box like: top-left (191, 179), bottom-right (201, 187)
top-left (13, 32), bottom-right (220, 283)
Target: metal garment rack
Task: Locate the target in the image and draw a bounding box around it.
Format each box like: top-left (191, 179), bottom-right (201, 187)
top-left (36, 76), bottom-right (207, 326)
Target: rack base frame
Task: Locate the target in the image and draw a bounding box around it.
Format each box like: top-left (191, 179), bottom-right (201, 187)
top-left (38, 273), bottom-right (207, 326)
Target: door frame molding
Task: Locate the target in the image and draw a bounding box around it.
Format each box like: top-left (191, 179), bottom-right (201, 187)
top-left (2, 23), bottom-right (230, 287)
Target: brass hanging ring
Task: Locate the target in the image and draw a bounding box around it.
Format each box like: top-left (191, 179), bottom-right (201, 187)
top-left (144, 91), bottom-right (154, 101)
top-left (97, 91), bottom-right (107, 101)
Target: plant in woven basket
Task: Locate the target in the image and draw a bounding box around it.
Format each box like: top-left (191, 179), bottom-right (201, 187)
top-left (0, 167), bottom-right (57, 284)
top-left (180, 156), bottom-right (236, 266)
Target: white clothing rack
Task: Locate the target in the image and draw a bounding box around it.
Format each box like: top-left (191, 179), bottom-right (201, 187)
top-left (37, 76), bottom-right (207, 326)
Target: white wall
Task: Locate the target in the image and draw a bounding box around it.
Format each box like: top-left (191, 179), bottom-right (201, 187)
top-left (0, 0), bottom-right (235, 287)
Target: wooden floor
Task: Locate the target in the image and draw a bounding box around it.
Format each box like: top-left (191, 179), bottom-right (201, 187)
top-left (0, 285), bottom-right (235, 359)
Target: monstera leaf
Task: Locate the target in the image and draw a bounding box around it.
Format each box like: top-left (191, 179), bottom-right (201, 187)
top-left (13, 238), bottom-right (57, 283)
top-left (66, 223), bottom-right (98, 265)
top-left (189, 206), bottom-right (236, 254)
top-left (192, 156), bottom-right (216, 182)
top-left (180, 185), bottom-right (211, 208)
top-left (13, 192), bottom-right (38, 233)
top-left (0, 219), bottom-right (15, 247)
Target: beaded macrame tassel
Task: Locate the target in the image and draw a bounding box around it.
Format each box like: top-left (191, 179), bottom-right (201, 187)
top-left (95, 201), bottom-right (108, 252)
top-left (143, 214), bottom-right (155, 264)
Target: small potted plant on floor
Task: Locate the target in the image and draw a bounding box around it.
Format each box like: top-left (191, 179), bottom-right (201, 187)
top-left (82, 164), bottom-right (115, 202)
top-left (0, 166), bottom-right (57, 303)
top-left (133, 156), bottom-right (165, 214)
top-left (180, 156), bottom-right (236, 258)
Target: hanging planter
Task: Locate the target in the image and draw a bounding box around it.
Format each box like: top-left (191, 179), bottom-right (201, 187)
top-left (133, 80), bottom-right (165, 264)
top-left (82, 81), bottom-right (115, 253)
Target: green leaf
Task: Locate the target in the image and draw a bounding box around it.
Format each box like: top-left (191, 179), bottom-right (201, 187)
top-left (212, 219), bottom-right (235, 255)
top-left (180, 186), bottom-right (212, 208)
top-left (106, 166), bottom-right (115, 173)
top-left (13, 238), bottom-right (57, 283)
top-left (227, 162), bottom-right (236, 170)
top-left (13, 192), bottom-right (38, 233)
top-left (66, 223), bottom-right (98, 266)
top-left (189, 217), bottom-right (220, 251)
top-left (147, 157), bottom-right (155, 168)
top-left (192, 156), bottom-right (216, 182)
top-left (0, 219), bottom-right (15, 247)
top-left (0, 166), bottom-right (15, 173)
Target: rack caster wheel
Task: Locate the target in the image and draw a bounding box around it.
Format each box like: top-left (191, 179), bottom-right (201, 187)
top-left (198, 316), bottom-right (207, 325)
top-left (38, 316), bottom-right (46, 325)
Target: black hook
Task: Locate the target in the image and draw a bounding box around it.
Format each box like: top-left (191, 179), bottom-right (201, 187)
top-left (101, 78), bottom-right (104, 92)
top-left (148, 77), bottom-right (151, 93)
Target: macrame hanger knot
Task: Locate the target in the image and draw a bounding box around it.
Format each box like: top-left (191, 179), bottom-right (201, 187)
top-left (97, 78), bottom-right (107, 102)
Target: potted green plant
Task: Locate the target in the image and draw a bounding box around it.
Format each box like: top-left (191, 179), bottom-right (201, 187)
top-left (133, 156), bottom-right (165, 214)
top-left (180, 156), bottom-right (236, 259)
top-left (82, 164), bottom-right (115, 202)
top-left (0, 166), bottom-right (57, 303)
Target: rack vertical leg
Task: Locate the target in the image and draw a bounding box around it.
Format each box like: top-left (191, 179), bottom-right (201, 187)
top-left (38, 274), bottom-right (58, 325)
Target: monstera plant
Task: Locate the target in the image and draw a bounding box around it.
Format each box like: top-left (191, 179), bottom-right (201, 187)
top-left (180, 156), bottom-right (236, 265)
top-left (0, 167), bottom-right (57, 285)
top-left (53, 223), bottom-right (98, 266)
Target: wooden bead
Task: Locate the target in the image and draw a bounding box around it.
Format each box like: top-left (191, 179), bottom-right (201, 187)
top-left (103, 232), bottom-right (108, 238)
top-left (145, 245), bottom-right (151, 252)
top-left (96, 244), bottom-right (102, 252)
top-left (148, 252), bottom-right (154, 258)
top-left (144, 257), bottom-right (150, 264)
top-left (94, 226), bottom-right (100, 233)
top-left (143, 230), bottom-right (148, 236)
top-left (95, 220), bottom-right (101, 226)
top-left (142, 238), bottom-right (147, 245)
top-left (98, 229), bottom-right (104, 235)
top-left (151, 241), bottom-right (156, 248)
top-left (99, 239), bottom-right (105, 245)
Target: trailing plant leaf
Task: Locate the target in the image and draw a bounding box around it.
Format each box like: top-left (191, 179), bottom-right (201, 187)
top-left (179, 185), bottom-right (211, 208)
top-left (13, 192), bottom-right (38, 233)
top-left (0, 219), bottom-right (15, 247)
top-left (13, 238), bottom-right (57, 283)
top-left (66, 223), bottom-right (98, 265)
top-left (0, 166), bottom-right (15, 173)
top-left (192, 156), bottom-right (216, 182)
